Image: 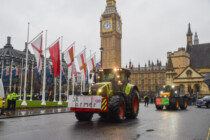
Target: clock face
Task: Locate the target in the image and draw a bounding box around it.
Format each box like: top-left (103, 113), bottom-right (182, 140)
top-left (117, 23), bottom-right (121, 31)
top-left (103, 21), bottom-right (111, 31)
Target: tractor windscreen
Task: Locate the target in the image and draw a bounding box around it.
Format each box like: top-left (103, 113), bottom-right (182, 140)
top-left (98, 69), bottom-right (127, 83)
top-left (159, 86), bottom-right (181, 96)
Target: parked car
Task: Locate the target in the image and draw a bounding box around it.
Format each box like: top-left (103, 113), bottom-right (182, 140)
top-left (197, 96), bottom-right (210, 108)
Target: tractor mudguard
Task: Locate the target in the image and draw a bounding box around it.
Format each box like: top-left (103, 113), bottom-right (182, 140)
top-left (125, 83), bottom-right (140, 99)
top-left (125, 84), bottom-right (140, 110)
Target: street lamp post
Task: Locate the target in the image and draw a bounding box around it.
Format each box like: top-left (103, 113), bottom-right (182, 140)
top-left (99, 47), bottom-right (104, 68)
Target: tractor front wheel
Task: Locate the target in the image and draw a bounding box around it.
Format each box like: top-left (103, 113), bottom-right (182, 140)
top-left (126, 90), bottom-right (139, 119)
top-left (109, 96), bottom-right (126, 122)
top-left (75, 112), bottom-right (93, 121)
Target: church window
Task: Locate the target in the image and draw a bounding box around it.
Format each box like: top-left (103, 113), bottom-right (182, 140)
top-left (186, 70), bottom-right (192, 78)
top-left (135, 80), bottom-right (138, 85)
top-left (142, 74), bottom-right (144, 78)
top-left (162, 79), bottom-right (165, 84)
top-left (148, 80), bottom-right (151, 84)
top-left (148, 86), bottom-right (151, 91)
top-left (155, 73), bottom-right (158, 78)
top-left (155, 79), bottom-right (158, 84)
top-left (142, 80), bottom-right (144, 84)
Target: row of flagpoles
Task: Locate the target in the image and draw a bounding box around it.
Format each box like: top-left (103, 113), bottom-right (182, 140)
top-left (15, 23), bottom-right (99, 106)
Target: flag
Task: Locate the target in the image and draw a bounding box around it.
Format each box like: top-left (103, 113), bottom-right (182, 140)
top-left (49, 41), bottom-right (60, 78)
top-left (64, 43), bottom-right (75, 79)
top-left (46, 66), bottom-right (54, 85)
top-left (96, 61), bottom-right (102, 71)
top-left (31, 34), bottom-right (43, 72)
top-left (87, 54), bottom-right (96, 72)
top-left (74, 63), bottom-right (77, 77)
top-left (76, 50), bottom-right (87, 79)
top-left (6, 67), bottom-right (9, 76)
top-left (12, 67), bottom-right (19, 85)
top-left (34, 67), bottom-right (41, 84)
top-left (2, 67), bottom-right (9, 86)
top-left (61, 67), bottom-right (67, 85)
top-left (58, 66), bottom-right (67, 85)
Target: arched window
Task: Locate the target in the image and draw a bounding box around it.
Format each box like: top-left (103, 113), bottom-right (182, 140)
top-left (186, 70), bottom-right (192, 78)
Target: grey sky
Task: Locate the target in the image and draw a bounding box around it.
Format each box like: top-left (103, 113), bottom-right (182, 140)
top-left (0, 0), bottom-right (210, 67)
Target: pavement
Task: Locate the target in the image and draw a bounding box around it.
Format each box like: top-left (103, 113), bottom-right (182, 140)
top-left (0, 107), bottom-right (70, 119)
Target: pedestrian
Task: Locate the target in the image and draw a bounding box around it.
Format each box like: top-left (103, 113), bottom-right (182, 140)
top-left (7, 93), bottom-right (13, 110)
top-left (144, 95), bottom-right (146, 106)
top-left (12, 91), bottom-right (17, 110)
top-left (145, 96), bottom-right (149, 107)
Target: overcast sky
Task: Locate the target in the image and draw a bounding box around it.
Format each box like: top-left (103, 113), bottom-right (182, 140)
top-left (0, 0), bottom-right (210, 68)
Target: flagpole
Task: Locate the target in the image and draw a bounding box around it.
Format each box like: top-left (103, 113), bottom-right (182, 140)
top-left (80, 77), bottom-right (82, 95)
top-left (22, 22), bottom-right (30, 106)
top-left (1, 60), bottom-right (3, 79)
top-left (19, 59), bottom-right (23, 100)
top-left (41, 30), bottom-right (47, 105)
top-left (58, 36), bottom-right (63, 105)
top-left (28, 31), bottom-right (43, 44)
top-left (53, 77), bottom-right (57, 102)
top-left (66, 68), bottom-right (69, 102)
top-left (63, 41), bottom-right (76, 53)
top-left (45, 37), bottom-right (60, 51)
top-left (9, 59), bottom-right (13, 92)
top-left (30, 58), bottom-right (34, 101)
top-left (72, 62), bottom-right (75, 96)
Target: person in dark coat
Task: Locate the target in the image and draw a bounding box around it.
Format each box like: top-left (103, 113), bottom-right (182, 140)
top-left (145, 96), bottom-right (149, 107)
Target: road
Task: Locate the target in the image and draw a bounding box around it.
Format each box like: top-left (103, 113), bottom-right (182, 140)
top-left (0, 103), bottom-right (210, 140)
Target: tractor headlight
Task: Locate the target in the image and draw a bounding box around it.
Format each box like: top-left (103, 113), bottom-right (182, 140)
top-left (98, 89), bottom-right (102, 93)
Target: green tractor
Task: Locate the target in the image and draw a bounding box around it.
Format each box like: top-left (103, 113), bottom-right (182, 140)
top-left (69, 68), bottom-right (140, 122)
top-left (155, 85), bottom-right (188, 110)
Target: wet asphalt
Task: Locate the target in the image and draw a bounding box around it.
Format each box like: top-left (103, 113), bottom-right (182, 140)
top-left (0, 103), bottom-right (210, 140)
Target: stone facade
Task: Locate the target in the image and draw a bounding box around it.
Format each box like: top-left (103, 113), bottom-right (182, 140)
top-left (129, 60), bottom-right (166, 95)
top-left (100, 0), bottom-right (122, 69)
top-left (166, 24), bottom-right (210, 97)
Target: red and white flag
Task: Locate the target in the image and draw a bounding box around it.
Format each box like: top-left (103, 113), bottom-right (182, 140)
top-left (49, 41), bottom-right (60, 78)
top-left (31, 34), bottom-right (43, 72)
top-left (73, 63), bottom-right (77, 77)
top-left (76, 50), bottom-right (87, 79)
top-left (87, 54), bottom-right (96, 72)
top-left (64, 43), bottom-right (75, 79)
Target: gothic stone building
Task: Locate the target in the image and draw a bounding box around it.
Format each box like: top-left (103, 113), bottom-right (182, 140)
top-left (129, 60), bottom-right (166, 95)
top-left (166, 24), bottom-right (210, 97)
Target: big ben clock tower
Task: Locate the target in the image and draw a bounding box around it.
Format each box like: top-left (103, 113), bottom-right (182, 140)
top-left (100, 0), bottom-right (122, 69)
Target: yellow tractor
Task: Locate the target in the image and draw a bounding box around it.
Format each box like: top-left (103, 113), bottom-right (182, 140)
top-left (69, 68), bottom-right (140, 122)
top-left (155, 85), bottom-right (188, 110)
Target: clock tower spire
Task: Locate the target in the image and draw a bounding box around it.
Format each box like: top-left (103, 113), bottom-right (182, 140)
top-left (100, 0), bottom-right (122, 69)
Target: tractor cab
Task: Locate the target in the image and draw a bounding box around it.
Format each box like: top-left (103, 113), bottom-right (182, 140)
top-left (158, 85), bottom-right (181, 98)
top-left (97, 68), bottom-right (130, 92)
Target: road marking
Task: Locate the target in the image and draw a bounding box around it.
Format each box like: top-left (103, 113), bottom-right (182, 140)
top-left (206, 128), bottom-right (210, 140)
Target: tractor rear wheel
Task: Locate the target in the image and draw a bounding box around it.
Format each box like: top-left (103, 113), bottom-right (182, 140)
top-left (109, 96), bottom-right (126, 122)
top-left (172, 98), bottom-right (179, 110)
top-left (75, 112), bottom-right (93, 121)
top-left (180, 98), bottom-right (188, 110)
top-left (126, 90), bottom-right (139, 119)
top-left (156, 105), bottom-right (163, 110)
